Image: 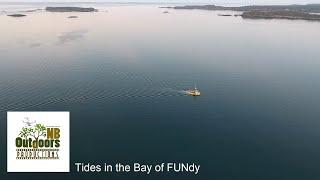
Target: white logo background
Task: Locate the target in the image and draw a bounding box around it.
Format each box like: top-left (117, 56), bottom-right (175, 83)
top-left (7, 111), bottom-right (70, 172)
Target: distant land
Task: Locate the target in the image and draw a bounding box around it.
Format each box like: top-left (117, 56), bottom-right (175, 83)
top-left (45, 7), bottom-right (97, 12)
top-left (162, 4), bottom-right (320, 21)
top-left (241, 11), bottom-right (320, 21)
top-left (162, 4), bottom-right (320, 13)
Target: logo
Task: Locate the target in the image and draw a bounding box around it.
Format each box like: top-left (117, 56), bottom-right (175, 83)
top-left (7, 112), bottom-right (70, 172)
top-left (16, 117), bottom-right (61, 160)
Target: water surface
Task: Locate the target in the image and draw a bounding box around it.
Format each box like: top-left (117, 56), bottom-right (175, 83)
top-left (1, 4), bottom-right (320, 180)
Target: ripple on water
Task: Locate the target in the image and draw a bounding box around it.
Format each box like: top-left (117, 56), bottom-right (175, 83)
top-left (0, 65), bottom-right (188, 112)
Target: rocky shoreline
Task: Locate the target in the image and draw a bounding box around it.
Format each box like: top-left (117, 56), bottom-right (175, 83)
top-left (162, 4), bottom-right (320, 21)
top-left (241, 11), bottom-right (320, 20)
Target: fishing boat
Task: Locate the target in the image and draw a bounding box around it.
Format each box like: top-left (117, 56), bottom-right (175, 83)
top-left (186, 84), bottom-right (201, 96)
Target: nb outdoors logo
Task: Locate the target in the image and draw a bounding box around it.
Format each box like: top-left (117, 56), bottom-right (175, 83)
top-left (15, 117), bottom-right (61, 160)
top-left (7, 112), bottom-right (70, 172)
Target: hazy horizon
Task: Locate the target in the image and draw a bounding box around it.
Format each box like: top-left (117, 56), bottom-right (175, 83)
top-left (0, 0), bottom-right (319, 6)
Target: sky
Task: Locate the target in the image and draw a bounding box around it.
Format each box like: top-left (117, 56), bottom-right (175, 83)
top-left (0, 0), bottom-right (319, 5)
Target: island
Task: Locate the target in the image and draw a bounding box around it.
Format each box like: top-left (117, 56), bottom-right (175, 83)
top-left (241, 11), bottom-right (320, 20)
top-left (45, 7), bottom-right (97, 12)
top-left (7, 14), bottom-right (26, 17)
top-left (162, 4), bottom-right (320, 21)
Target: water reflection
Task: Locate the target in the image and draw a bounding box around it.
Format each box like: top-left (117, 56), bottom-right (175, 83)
top-left (57, 29), bottom-right (89, 45)
top-left (28, 42), bottom-right (42, 48)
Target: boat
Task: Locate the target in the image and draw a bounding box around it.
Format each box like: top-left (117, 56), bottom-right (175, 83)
top-left (186, 84), bottom-right (201, 96)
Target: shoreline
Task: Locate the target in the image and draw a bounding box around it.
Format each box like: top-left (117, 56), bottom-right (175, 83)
top-left (162, 4), bottom-right (320, 21)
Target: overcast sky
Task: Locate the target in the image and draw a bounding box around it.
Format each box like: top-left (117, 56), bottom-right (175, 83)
top-left (0, 0), bottom-right (318, 5)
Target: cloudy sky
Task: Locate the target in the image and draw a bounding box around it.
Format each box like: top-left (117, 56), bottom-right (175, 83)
top-left (0, 0), bottom-right (318, 5)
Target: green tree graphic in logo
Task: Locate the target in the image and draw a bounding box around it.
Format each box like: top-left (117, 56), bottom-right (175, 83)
top-left (18, 124), bottom-right (46, 148)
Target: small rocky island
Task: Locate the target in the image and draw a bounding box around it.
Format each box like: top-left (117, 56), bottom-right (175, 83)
top-left (45, 7), bottom-right (97, 12)
top-left (218, 14), bottom-right (233, 16)
top-left (7, 14), bottom-right (26, 17)
top-left (162, 4), bottom-right (320, 21)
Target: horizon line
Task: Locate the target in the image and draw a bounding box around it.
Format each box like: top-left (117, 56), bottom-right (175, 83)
top-left (0, 1), bottom-right (318, 6)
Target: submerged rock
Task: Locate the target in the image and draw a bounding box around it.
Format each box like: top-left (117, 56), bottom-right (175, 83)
top-left (68, 16), bottom-right (78, 18)
top-left (7, 14), bottom-right (26, 17)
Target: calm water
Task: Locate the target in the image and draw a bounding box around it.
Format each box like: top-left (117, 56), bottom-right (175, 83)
top-left (1, 4), bottom-right (320, 180)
